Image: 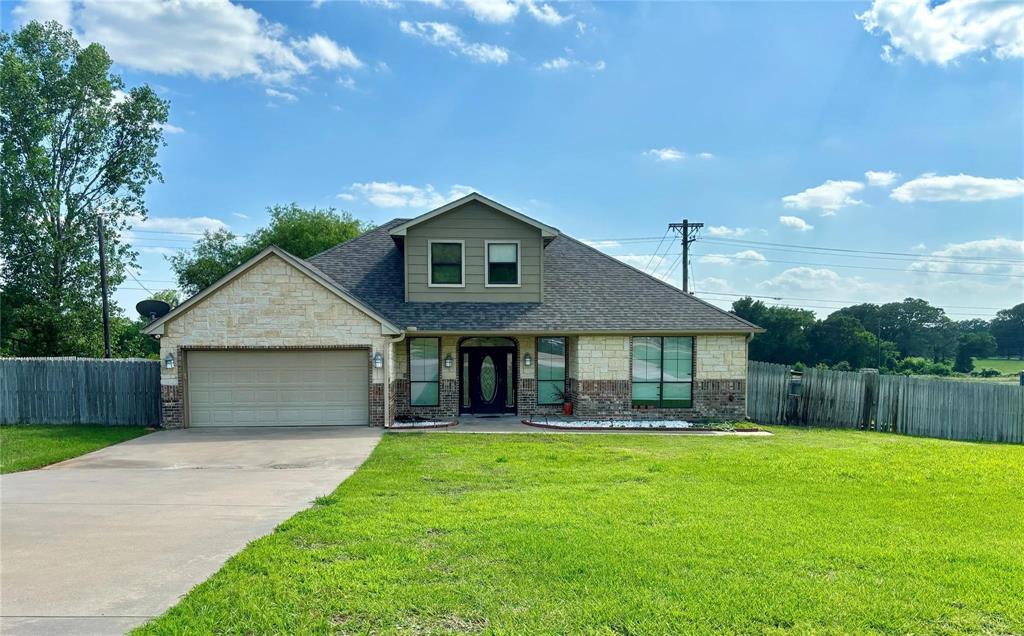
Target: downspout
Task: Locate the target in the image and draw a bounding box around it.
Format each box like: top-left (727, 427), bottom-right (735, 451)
top-left (382, 331), bottom-right (407, 428)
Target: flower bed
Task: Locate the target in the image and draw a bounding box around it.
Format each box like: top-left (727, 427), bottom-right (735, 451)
top-left (389, 419), bottom-right (457, 430)
top-left (522, 418), bottom-right (758, 432)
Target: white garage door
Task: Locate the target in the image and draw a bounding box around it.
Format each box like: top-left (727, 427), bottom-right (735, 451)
top-left (187, 350), bottom-right (368, 427)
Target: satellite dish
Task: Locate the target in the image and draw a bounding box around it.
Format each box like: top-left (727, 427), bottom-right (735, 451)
top-left (136, 299), bottom-right (171, 322)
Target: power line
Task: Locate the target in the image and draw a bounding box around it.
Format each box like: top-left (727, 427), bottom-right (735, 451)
top-left (688, 248), bottom-right (1024, 276)
top-left (643, 228), bottom-right (671, 273)
top-left (691, 290), bottom-right (1007, 311)
top-left (699, 238), bottom-right (1024, 266)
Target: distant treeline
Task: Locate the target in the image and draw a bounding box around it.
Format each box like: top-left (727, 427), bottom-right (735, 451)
top-left (731, 298), bottom-right (1024, 376)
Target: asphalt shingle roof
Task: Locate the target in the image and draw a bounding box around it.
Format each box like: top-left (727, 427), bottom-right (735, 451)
top-left (307, 219), bottom-right (760, 333)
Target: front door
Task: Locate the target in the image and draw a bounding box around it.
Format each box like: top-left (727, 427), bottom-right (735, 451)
top-left (466, 347), bottom-right (515, 414)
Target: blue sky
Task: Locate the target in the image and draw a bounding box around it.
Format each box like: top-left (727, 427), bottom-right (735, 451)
top-left (6, 0), bottom-right (1024, 320)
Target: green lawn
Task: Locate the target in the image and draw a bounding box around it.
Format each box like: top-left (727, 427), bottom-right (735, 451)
top-left (0, 425), bottom-right (150, 473)
top-left (137, 428), bottom-right (1024, 635)
top-left (974, 357), bottom-right (1024, 375)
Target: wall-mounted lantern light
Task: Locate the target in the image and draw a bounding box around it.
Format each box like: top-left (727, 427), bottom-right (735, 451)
top-left (523, 352), bottom-right (533, 367)
top-left (165, 352), bottom-right (175, 369)
top-left (444, 353), bottom-right (453, 368)
top-left (373, 352), bottom-right (384, 368)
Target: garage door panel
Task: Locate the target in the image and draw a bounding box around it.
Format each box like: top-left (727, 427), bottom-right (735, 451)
top-left (188, 350), bottom-right (368, 427)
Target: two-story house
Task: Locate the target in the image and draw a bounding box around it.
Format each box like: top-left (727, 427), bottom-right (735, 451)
top-left (144, 193), bottom-right (761, 428)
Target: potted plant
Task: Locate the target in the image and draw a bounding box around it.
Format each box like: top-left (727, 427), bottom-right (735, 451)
top-left (554, 386), bottom-right (573, 416)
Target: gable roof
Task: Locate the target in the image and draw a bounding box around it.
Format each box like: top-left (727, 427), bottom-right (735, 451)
top-left (309, 221), bottom-right (761, 334)
top-left (142, 246), bottom-right (401, 336)
top-left (388, 192), bottom-right (560, 238)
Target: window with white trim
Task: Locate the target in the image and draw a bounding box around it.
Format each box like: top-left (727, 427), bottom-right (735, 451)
top-left (486, 242), bottom-right (519, 286)
top-left (429, 241), bottom-right (464, 286)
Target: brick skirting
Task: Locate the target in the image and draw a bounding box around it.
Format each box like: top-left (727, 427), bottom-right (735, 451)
top-left (393, 378), bottom-right (459, 421)
top-left (573, 379), bottom-right (746, 421)
top-left (160, 384), bottom-right (183, 429)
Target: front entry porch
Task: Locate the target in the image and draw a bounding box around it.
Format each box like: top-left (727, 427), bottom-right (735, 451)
top-left (459, 337), bottom-right (518, 416)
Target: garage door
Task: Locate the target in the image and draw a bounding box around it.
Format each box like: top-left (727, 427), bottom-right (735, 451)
top-left (187, 350), bottom-right (368, 427)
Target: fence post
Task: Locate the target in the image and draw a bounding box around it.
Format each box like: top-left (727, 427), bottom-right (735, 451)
top-left (860, 369), bottom-right (879, 430)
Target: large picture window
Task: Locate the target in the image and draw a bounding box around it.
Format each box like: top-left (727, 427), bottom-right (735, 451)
top-left (429, 241), bottom-right (464, 286)
top-left (632, 336), bottom-right (692, 408)
top-left (486, 241), bottom-right (519, 286)
top-left (537, 337), bottom-right (566, 405)
top-left (409, 338), bottom-right (440, 406)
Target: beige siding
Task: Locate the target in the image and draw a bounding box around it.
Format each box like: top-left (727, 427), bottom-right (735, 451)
top-left (405, 200), bottom-right (543, 302)
top-left (159, 254), bottom-right (389, 385)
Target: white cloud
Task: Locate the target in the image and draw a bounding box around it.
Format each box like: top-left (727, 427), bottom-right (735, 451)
top-left (779, 215), bottom-right (814, 231)
top-left (459, 0), bottom-right (568, 25)
top-left (857, 0), bottom-right (1024, 65)
top-left (890, 173), bottom-right (1024, 203)
top-left (581, 239), bottom-right (621, 249)
top-left (909, 238), bottom-right (1024, 276)
top-left (758, 267), bottom-right (877, 294)
top-left (706, 226), bottom-right (750, 238)
top-left (15, 0), bottom-right (363, 85)
top-left (782, 179), bottom-right (864, 214)
top-left (336, 193), bottom-right (357, 201)
top-left (523, 0), bottom-right (571, 26)
top-left (139, 216), bottom-right (229, 234)
top-left (865, 170), bottom-right (899, 187)
top-left (698, 250), bottom-right (767, 266)
top-left (348, 182), bottom-right (475, 208)
top-left (337, 76), bottom-right (357, 90)
top-left (697, 152), bottom-right (714, 160)
top-left (160, 123), bottom-right (185, 134)
top-left (293, 34), bottom-right (363, 69)
top-left (13, 0), bottom-right (73, 26)
top-left (399, 21), bottom-right (509, 64)
top-left (645, 148), bottom-right (685, 162)
top-left (138, 246), bottom-right (181, 256)
top-left (539, 56), bottom-right (605, 72)
top-left (265, 88), bottom-right (298, 102)
top-left (233, 212), bottom-right (249, 219)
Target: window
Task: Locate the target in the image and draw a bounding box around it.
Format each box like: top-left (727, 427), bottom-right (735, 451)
top-left (632, 336), bottom-right (692, 408)
top-left (409, 338), bottom-right (440, 406)
top-left (537, 337), bottom-right (566, 404)
top-left (485, 241), bottom-right (519, 286)
top-left (429, 241), bottom-right (464, 286)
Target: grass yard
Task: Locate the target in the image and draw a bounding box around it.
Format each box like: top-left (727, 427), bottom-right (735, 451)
top-left (0, 425), bottom-right (150, 473)
top-left (137, 428), bottom-right (1024, 635)
top-left (974, 357), bottom-right (1024, 375)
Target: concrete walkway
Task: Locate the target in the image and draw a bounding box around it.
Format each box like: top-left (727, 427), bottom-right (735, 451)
top-left (0, 426), bottom-right (381, 636)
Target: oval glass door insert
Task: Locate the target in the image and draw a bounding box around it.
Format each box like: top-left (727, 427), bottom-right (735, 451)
top-left (480, 355), bottom-right (497, 403)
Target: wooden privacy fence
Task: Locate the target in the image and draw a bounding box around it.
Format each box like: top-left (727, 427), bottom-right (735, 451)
top-left (747, 360), bottom-right (1024, 444)
top-left (0, 358), bottom-right (161, 426)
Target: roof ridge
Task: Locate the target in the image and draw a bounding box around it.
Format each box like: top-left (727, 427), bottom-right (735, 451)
top-left (558, 234), bottom-right (762, 331)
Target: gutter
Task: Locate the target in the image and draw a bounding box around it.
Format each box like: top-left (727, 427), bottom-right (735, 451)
top-left (382, 330), bottom-right (407, 428)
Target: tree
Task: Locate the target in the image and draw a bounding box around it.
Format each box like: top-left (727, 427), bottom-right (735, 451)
top-left (732, 297), bottom-right (816, 364)
top-left (170, 204), bottom-right (371, 295)
top-left (808, 314), bottom-right (882, 369)
top-left (1, 21), bottom-right (167, 356)
top-left (991, 303), bottom-right (1024, 359)
top-left (954, 332), bottom-right (997, 373)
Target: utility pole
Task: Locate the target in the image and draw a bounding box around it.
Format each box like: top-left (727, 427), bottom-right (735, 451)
top-left (668, 219), bottom-right (704, 293)
top-left (97, 213), bottom-right (111, 358)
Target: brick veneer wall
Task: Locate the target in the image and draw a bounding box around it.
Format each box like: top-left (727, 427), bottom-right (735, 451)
top-left (393, 378), bottom-right (459, 421)
top-left (573, 379), bottom-right (746, 421)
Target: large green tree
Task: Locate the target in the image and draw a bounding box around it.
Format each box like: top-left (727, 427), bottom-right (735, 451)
top-left (808, 314), bottom-right (886, 369)
top-left (1, 21), bottom-right (167, 356)
top-left (991, 303), bottom-right (1024, 359)
top-left (731, 297), bottom-right (816, 364)
top-left (170, 204), bottom-right (371, 295)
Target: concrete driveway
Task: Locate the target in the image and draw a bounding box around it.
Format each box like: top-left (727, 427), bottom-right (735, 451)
top-left (0, 426), bottom-right (382, 636)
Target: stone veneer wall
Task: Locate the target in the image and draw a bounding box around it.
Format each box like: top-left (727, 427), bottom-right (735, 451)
top-left (572, 334), bottom-right (748, 422)
top-left (157, 254), bottom-right (391, 428)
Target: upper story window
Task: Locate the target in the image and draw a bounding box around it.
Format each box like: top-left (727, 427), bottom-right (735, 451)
top-left (429, 240), bottom-right (464, 287)
top-left (485, 241), bottom-right (519, 286)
